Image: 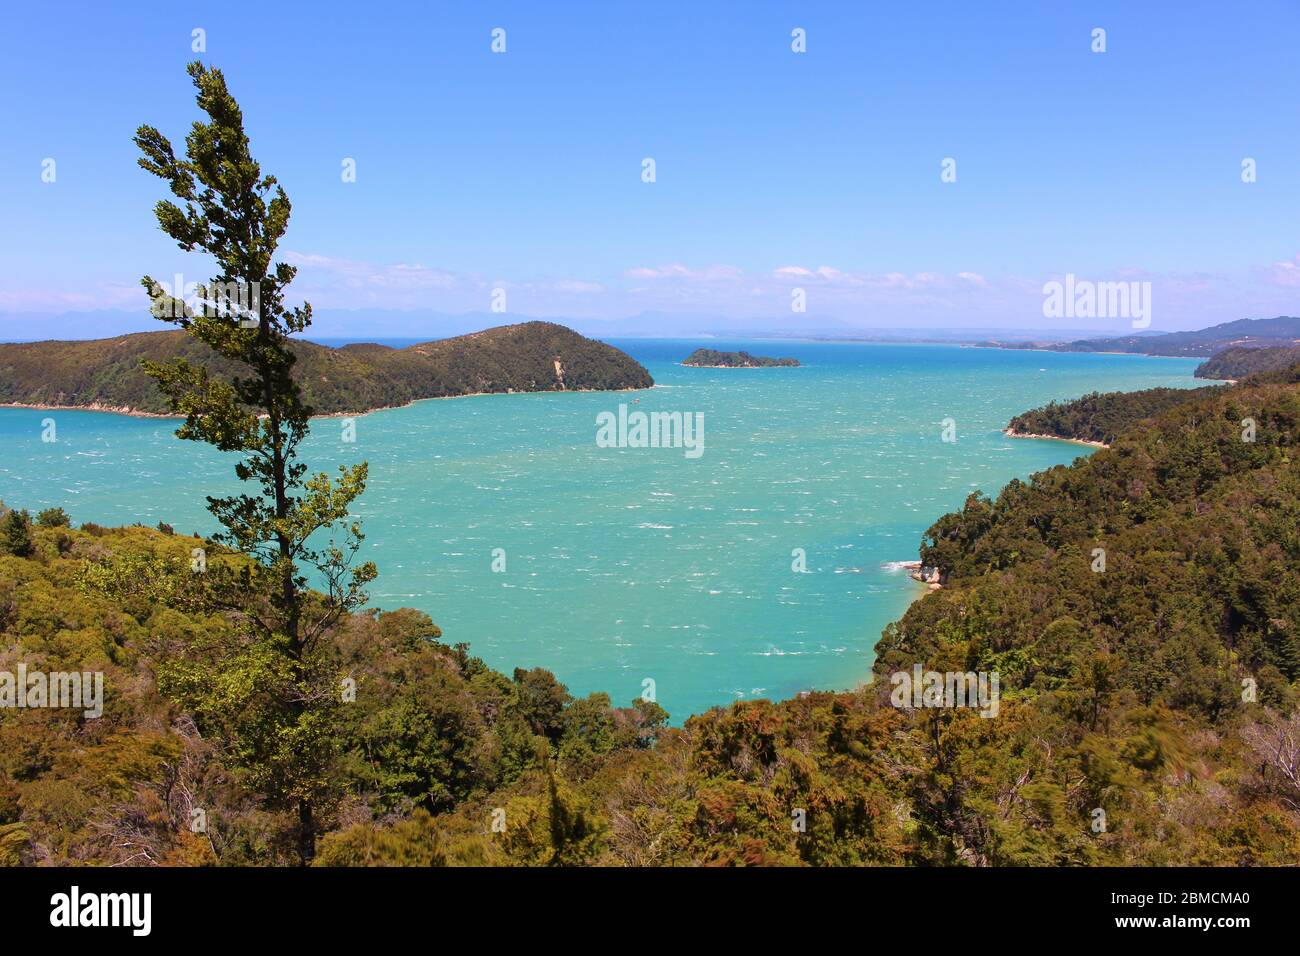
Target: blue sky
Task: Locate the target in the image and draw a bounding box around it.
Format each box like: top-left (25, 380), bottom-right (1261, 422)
top-left (1, 0), bottom-right (1298, 335)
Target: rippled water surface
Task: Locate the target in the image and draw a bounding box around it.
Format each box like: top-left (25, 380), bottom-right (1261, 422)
top-left (0, 340), bottom-right (1203, 720)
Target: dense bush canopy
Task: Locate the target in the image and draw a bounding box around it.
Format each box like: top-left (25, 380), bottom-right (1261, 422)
top-left (1196, 346), bottom-right (1300, 381)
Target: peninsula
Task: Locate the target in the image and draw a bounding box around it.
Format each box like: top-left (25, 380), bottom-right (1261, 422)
top-left (0, 321), bottom-right (653, 416)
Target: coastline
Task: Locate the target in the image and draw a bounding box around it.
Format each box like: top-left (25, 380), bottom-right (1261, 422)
top-left (0, 384), bottom-right (651, 422)
top-left (873, 421), bottom-right (1115, 658)
top-left (1002, 427), bottom-right (1109, 449)
top-left (975, 344), bottom-right (1209, 360)
top-left (888, 559), bottom-right (943, 591)
top-left (0, 401), bottom-right (179, 419)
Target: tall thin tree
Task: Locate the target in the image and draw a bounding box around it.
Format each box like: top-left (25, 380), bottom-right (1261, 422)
top-left (135, 62), bottom-right (376, 863)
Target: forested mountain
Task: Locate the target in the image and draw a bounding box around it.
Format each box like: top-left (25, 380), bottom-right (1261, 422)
top-left (1196, 345), bottom-right (1300, 381)
top-left (3, 368), bottom-right (1298, 866)
top-left (0, 321), bottom-right (652, 415)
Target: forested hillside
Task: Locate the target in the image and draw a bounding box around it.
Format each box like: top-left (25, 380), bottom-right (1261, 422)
top-left (0, 515), bottom-right (669, 865)
top-left (3, 369), bottom-right (1298, 866)
top-left (1196, 346), bottom-right (1300, 381)
top-left (1005, 385), bottom-right (1222, 444)
top-left (0, 321), bottom-right (652, 415)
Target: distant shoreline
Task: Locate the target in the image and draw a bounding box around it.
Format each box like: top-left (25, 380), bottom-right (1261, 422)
top-left (0, 401), bottom-right (179, 419)
top-left (973, 344), bottom-right (1201, 359)
top-left (0, 385), bottom-right (650, 422)
top-left (677, 363), bottom-right (798, 369)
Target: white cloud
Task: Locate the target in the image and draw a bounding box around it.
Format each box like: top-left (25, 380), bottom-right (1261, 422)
top-left (771, 265), bottom-right (989, 292)
top-left (623, 263), bottom-right (743, 282)
top-left (283, 251), bottom-right (468, 291)
top-left (0, 281), bottom-right (143, 312)
top-left (536, 279), bottom-right (605, 294)
top-left (10, 252), bottom-right (1292, 332)
top-left (1265, 253), bottom-right (1300, 287)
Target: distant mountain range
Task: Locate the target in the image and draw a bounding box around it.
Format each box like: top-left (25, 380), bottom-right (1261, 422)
top-left (0, 308), bottom-right (868, 342)
top-left (0, 321), bottom-right (652, 416)
top-left (0, 307), bottom-right (1154, 345)
top-left (7, 309), bottom-right (1300, 359)
top-left (979, 316), bottom-right (1300, 357)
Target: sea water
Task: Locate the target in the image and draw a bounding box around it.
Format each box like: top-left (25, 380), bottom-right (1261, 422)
top-left (0, 341), bottom-right (1203, 720)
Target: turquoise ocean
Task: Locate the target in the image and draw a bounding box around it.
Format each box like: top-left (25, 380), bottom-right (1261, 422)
top-left (0, 340), bottom-right (1204, 721)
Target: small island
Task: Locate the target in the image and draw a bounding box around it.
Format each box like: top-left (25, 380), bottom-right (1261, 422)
top-left (682, 348), bottom-right (800, 368)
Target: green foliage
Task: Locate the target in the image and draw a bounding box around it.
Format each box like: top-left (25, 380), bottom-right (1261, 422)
top-left (0, 509), bottom-right (33, 558)
top-left (0, 823), bottom-right (28, 866)
top-left (313, 810), bottom-right (445, 866)
top-left (35, 508), bottom-right (70, 529)
top-left (1007, 385), bottom-right (1222, 444)
top-left (511, 667), bottom-right (571, 743)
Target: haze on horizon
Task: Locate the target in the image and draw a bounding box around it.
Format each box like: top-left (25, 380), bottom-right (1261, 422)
top-left (2, 1), bottom-right (1298, 340)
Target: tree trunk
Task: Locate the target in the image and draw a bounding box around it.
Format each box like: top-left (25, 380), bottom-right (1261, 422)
top-left (297, 799), bottom-right (314, 864)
